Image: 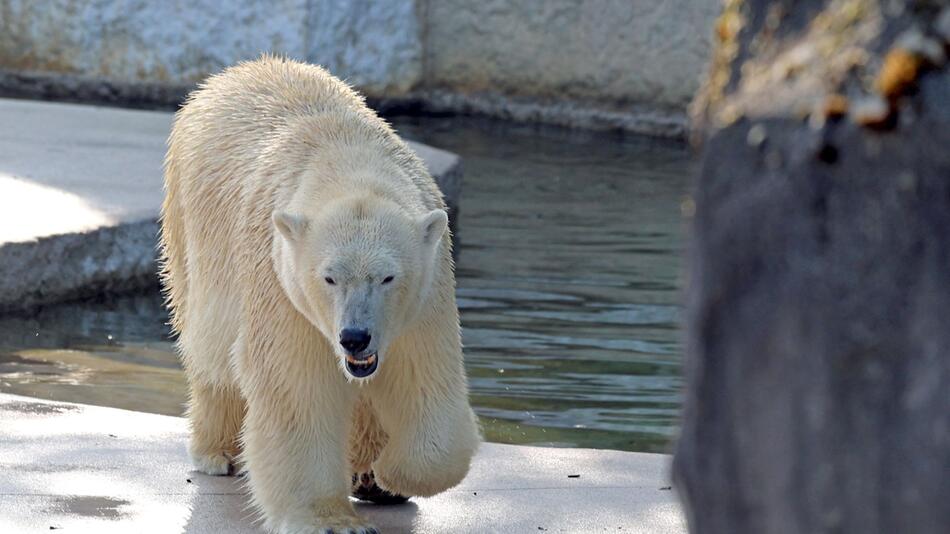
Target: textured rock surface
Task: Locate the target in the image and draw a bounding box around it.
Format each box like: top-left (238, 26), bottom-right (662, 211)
top-left (0, 0), bottom-right (719, 136)
top-left (0, 0), bottom-right (422, 96)
top-left (0, 99), bottom-right (461, 313)
top-left (674, 1), bottom-right (950, 533)
top-left (305, 0), bottom-right (422, 95)
top-left (425, 0), bottom-right (720, 110)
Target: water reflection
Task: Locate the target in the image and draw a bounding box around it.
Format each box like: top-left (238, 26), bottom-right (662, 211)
top-left (0, 116), bottom-right (693, 453)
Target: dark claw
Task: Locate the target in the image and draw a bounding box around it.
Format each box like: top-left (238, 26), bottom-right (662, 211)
top-left (351, 470), bottom-right (410, 505)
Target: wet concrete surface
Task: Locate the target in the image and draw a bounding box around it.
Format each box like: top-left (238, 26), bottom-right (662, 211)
top-left (0, 392), bottom-right (686, 533)
top-left (48, 495), bottom-right (131, 520)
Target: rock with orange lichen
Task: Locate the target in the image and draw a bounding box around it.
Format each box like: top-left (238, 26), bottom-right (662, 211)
top-left (875, 48), bottom-right (924, 98)
top-left (676, 1), bottom-right (950, 533)
top-left (690, 0), bottom-right (950, 139)
top-left (823, 93), bottom-right (850, 118)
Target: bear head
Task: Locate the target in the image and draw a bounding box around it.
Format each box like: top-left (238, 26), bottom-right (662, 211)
top-left (272, 195), bottom-right (448, 381)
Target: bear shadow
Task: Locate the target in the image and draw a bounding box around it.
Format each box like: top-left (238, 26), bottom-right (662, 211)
top-left (355, 500), bottom-right (420, 534)
top-left (179, 471), bottom-right (420, 533)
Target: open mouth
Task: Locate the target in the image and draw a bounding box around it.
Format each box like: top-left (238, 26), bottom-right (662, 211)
top-left (345, 352), bottom-right (378, 378)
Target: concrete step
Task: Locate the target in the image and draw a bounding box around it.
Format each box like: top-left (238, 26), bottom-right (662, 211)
top-left (0, 393), bottom-right (685, 533)
top-left (0, 98), bottom-right (461, 313)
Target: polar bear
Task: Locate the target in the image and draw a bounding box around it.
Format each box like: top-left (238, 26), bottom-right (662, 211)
top-left (159, 56), bottom-right (480, 533)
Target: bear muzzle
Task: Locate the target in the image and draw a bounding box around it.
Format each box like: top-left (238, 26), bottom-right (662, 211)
top-left (340, 329), bottom-right (378, 378)
top-left (344, 352), bottom-right (378, 378)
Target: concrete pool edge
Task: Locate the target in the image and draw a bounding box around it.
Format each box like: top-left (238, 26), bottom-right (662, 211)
top-left (0, 392), bottom-right (686, 533)
top-left (0, 219), bottom-right (160, 314)
top-left (0, 98), bottom-right (462, 314)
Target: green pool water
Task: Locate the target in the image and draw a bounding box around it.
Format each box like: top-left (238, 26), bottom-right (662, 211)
top-left (0, 115), bottom-right (694, 453)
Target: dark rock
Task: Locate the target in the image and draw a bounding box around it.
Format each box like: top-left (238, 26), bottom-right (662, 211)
top-left (674, 2), bottom-right (950, 533)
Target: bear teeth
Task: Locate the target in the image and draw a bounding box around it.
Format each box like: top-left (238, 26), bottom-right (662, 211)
top-left (346, 353), bottom-right (377, 367)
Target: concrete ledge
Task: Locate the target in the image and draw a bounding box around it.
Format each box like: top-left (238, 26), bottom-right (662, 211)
top-left (402, 90), bottom-right (688, 139)
top-left (0, 393), bottom-right (685, 533)
top-left (0, 98), bottom-right (461, 313)
top-left (0, 220), bottom-right (160, 313)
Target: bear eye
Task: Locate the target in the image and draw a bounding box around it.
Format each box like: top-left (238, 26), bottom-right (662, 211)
top-left (382, 275), bottom-right (395, 285)
top-left (324, 277), bottom-right (336, 285)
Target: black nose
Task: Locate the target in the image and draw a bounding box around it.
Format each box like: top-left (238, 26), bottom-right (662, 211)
top-left (340, 328), bottom-right (371, 354)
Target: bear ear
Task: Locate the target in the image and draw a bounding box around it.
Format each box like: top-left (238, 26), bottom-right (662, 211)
top-left (419, 209), bottom-right (449, 250)
top-left (273, 212), bottom-right (309, 242)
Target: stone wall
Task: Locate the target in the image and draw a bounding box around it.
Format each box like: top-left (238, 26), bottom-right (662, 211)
top-left (0, 0), bottom-right (423, 95)
top-left (425, 0), bottom-right (719, 111)
top-left (0, 0), bottom-right (720, 135)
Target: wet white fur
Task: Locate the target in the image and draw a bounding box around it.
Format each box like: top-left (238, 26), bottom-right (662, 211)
top-left (159, 56), bottom-right (480, 534)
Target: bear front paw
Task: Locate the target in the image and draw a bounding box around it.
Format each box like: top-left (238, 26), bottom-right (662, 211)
top-left (189, 450), bottom-right (234, 476)
top-left (374, 458), bottom-right (470, 498)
